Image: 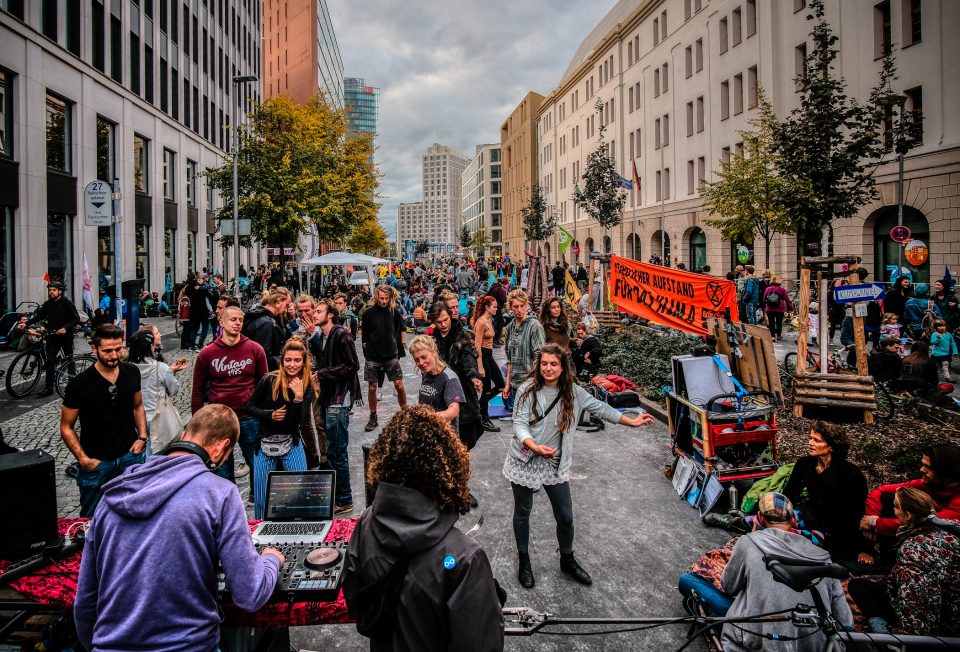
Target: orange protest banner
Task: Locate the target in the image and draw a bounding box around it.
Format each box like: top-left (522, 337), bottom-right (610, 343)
top-left (609, 255), bottom-right (739, 336)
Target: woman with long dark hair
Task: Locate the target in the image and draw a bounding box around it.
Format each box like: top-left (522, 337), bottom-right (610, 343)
top-left (245, 338), bottom-right (319, 518)
top-left (538, 297), bottom-right (571, 352)
top-left (472, 295), bottom-right (504, 431)
top-left (885, 276), bottom-right (912, 329)
top-left (503, 343), bottom-right (654, 589)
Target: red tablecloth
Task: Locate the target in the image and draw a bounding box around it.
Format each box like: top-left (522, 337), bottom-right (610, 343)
top-left (2, 517), bottom-right (358, 628)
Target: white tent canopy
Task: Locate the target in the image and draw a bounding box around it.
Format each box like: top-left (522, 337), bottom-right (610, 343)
top-left (299, 251), bottom-right (389, 266)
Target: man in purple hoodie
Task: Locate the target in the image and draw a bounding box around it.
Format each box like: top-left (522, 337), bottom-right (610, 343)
top-left (192, 305), bottom-right (268, 484)
top-left (74, 404), bottom-right (285, 652)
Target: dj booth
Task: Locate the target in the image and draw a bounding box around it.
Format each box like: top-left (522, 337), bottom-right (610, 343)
top-left (0, 517), bottom-right (357, 649)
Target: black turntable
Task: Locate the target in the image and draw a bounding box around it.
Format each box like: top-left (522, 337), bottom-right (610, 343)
top-left (218, 541), bottom-right (348, 603)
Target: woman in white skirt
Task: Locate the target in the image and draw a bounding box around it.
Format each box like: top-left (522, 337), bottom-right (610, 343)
top-left (503, 343), bottom-right (653, 589)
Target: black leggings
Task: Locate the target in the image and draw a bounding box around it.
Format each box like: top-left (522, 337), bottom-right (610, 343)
top-left (767, 312), bottom-right (785, 338)
top-left (511, 481), bottom-right (574, 555)
top-left (479, 347), bottom-right (504, 419)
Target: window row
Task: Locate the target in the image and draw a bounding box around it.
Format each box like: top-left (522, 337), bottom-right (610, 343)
top-left (718, 1), bottom-right (757, 55)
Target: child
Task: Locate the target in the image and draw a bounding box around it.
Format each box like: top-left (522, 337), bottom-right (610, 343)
top-left (880, 312), bottom-right (901, 341)
top-left (807, 302), bottom-right (820, 347)
top-left (930, 319), bottom-right (958, 381)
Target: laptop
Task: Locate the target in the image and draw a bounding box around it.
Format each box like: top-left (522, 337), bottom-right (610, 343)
top-left (251, 470), bottom-right (335, 546)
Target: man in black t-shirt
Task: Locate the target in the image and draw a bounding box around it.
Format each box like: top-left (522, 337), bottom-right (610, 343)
top-left (61, 324), bottom-right (148, 517)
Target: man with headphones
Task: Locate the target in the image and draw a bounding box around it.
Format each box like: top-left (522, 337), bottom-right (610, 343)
top-left (74, 404), bottom-right (285, 652)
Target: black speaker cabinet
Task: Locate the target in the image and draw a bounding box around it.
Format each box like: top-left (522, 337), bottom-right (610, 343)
top-left (0, 449), bottom-right (58, 561)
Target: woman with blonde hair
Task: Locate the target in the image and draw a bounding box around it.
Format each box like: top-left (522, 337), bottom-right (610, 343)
top-left (245, 338), bottom-right (319, 518)
top-left (409, 335), bottom-right (465, 434)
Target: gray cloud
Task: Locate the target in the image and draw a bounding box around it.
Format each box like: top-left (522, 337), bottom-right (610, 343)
top-left (328, 0), bottom-right (619, 239)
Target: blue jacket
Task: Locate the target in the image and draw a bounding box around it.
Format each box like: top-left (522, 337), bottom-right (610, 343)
top-left (931, 331), bottom-right (958, 357)
top-left (75, 455), bottom-right (280, 652)
top-left (903, 298), bottom-right (941, 332)
top-left (742, 276), bottom-right (760, 304)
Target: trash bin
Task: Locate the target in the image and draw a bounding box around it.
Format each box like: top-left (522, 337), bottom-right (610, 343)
top-left (121, 279), bottom-right (145, 338)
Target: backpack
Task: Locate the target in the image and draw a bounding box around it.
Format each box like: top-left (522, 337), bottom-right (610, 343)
top-left (765, 290), bottom-right (782, 307)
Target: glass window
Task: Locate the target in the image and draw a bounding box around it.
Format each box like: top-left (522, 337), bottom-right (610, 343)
top-left (163, 148), bottom-right (176, 201)
top-left (0, 70), bottom-right (12, 158)
top-left (97, 226), bottom-right (113, 295)
top-left (96, 116), bottom-right (115, 181)
top-left (164, 227), bottom-right (175, 296)
top-left (136, 224), bottom-right (149, 283)
top-left (874, 207), bottom-right (928, 284)
top-left (47, 213), bottom-right (74, 294)
top-left (41, 0), bottom-right (57, 40)
top-left (0, 206), bottom-right (13, 311)
top-left (206, 233), bottom-right (214, 271)
top-left (187, 231), bottom-right (196, 273)
top-left (689, 227), bottom-right (707, 272)
top-left (186, 159), bottom-right (197, 206)
top-left (46, 94), bottom-right (70, 172)
top-left (134, 135), bottom-right (148, 193)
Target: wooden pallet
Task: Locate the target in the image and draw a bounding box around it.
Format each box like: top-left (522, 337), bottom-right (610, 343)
top-left (705, 317), bottom-right (783, 402)
top-left (792, 372), bottom-right (876, 424)
top-left (593, 310), bottom-right (622, 331)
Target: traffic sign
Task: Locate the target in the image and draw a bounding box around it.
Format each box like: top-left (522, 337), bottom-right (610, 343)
top-left (833, 283), bottom-right (885, 304)
top-left (890, 225), bottom-right (911, 242)
top-left (84, 180), bottom-right (112, 226)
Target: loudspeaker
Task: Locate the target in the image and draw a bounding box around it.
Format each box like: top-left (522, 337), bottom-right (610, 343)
top-left (0, 449), bottom-right (58, 561)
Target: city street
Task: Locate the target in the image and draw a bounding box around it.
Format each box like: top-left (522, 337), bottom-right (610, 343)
top-left (0, 317), bottom-right (725, 650)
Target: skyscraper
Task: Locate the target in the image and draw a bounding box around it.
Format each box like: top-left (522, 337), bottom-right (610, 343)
top-left (344, 78), bottom-right (379, 136)
top-left (397, 143), bottom-right (470, 256)
top-left (262, 0), bottom-right (343, 108)
top-left (462, 144), bottom-right (503, 256)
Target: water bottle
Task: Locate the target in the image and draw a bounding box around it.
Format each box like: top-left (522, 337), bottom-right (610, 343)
top-left (728, 483), bottom-right (740, 513)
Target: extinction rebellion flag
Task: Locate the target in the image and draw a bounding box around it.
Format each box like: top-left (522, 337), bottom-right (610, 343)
top-left (609, 255), bottom-right (739, 336)
top-left (558, 226), bottom-right (573, 254)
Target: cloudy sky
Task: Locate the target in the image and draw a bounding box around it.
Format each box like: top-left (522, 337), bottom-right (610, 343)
top-left (328, 0), bottom-right (619, 239)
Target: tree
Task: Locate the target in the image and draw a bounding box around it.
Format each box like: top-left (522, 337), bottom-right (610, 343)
top-left (347, 217), bottom-right (389, 255)
top-left (205, 94), bottom-right (378, 269)
top-left (772, 0), bottom-right (904, 241)
top-left (574, 99), bottom-right (627, 232)
top-left (520, 183), bottom-right (557, 253)
top-left (701, 92), bottom-right (811, 264)
top-left (459, 224), bottom-right (472, 249)
top-left (415, 240), bottom-right (430, 256)
top-left (470, 228), bottom-right (491, 256)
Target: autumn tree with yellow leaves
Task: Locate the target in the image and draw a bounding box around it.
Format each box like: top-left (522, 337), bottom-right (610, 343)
top-left (205, 94), bottom-right (378, 264)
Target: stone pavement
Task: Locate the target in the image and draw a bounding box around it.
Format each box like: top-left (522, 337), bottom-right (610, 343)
top-left (0, 319), bottom-right (726, 650)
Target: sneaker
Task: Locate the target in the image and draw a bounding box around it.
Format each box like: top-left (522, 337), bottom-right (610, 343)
top-left (334, 504), bottom-right (354, 515)
top-left (235, 463), bottom-right (250, 478)
top-left (364, 415), bottom-right (378, 432)
top-left (703, 512), bottom-right (748, 532)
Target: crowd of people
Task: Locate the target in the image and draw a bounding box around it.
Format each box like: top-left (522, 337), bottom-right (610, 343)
top-left (27, 252), bottom-right (956, 651)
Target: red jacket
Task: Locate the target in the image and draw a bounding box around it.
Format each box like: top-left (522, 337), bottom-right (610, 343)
top-left (864, 477), bottom-right (960, 537)
top-left (191, 336), bottom-right (268, 416)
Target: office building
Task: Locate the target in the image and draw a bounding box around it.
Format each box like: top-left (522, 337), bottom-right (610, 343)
top-left (344, 77), bottom-right (378, 136)
top-left (0, 0), bottom-right (261, 310)
top-left (534, 0), bottom-right (959, 285)
top-left (461, 144), bottom-right (503, 256)
top-left (396, 143), bottom-right (470, 256)
top-left (500, 91), bottom-right (544, 258)
top-left (262, 0), bottom-right (343, 108)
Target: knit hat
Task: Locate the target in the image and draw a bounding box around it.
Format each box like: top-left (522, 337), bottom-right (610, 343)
top-left (758, 492), bottom-right (794, 524)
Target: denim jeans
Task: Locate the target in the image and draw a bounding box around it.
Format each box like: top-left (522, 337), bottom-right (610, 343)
top-left (190, 319), bottom-right (210, 349)
top-left (76, 449), bottom-right (146, 517)
top-left (214, 416), bottom-right (259, 483)
top-left (252, 441), bottom-right (308, 519)
top-left (678, 572), bottom-right (733, 616)
top-left (325, 406), bottom-right (352, 506)
top-left (743, 302), bottom-right (758, 325)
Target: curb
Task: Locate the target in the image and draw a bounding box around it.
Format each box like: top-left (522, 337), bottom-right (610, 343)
top-left (638, 395), bottom-right (669, 424)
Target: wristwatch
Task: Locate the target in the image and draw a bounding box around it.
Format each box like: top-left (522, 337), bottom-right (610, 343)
top-left (137, 436), bottom-right (147, 443)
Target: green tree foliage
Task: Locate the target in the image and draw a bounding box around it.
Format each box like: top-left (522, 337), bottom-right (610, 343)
top-left (415, 240), bottom-right (430, 256)
top-left (574, 99), bottom-right (627, 231)
top-left (470, 228), bottom-right (491, 256)
top-left (772, 0), bottom-right (903, 235)
top-left (459, 224), bottom-right (472, 249)
top-left (702, 92), bottom-right (810, 263)
top-left (205, 94), bottom-right (378, 260)
top-left (520, 183), bottom-right (557, 250)
top-left (347, 217), bottom-right (389, 255)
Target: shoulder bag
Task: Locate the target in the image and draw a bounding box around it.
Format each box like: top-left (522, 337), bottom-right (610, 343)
top-left (150, 361), bottom-right (184, 452)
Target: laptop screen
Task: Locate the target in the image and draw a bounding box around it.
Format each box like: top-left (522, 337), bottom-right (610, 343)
top-left (264, 471), bottom-right (335, 521)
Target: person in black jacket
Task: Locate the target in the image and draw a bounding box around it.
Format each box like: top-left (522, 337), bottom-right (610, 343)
top-left (571, 323), bottom-right (602, 377)
top-left (312, 298), bottom-right (362, 515)
top-left (360, 286), bottom-right (407, 432)
top-left (782, 421), bottom-right (870, 562)
top-left (429, 302), bottom-right (483, 450)
top-left (244, 338), bottom-right (319, 518)
top-left (184, 275), bottom-right (214, 350)
top-left (243, 286), bottom-right (292, 370)
top-left (343, 406), bottom-right (504, 652)
top-left (31, 280), bottom-right (81, 397)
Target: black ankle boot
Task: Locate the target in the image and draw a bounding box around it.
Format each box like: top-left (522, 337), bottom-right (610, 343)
top-left (518, 552), bottom-right (535, 588)
top-left (560, 552), bottom-right (592, 586)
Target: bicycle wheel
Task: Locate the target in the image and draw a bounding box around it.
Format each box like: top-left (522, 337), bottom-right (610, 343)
top-left (55, 353), bottom-right (96, 399)
top-left (5, 350), bottom-right (43, 398)
top-left (873, 382), bottom-right (895, 421)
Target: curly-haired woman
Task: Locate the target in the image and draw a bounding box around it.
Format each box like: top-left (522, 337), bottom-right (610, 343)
top-left (504, 343), bottom-right (654, 588)
top-left (343, 406), bottom-right (504, 651)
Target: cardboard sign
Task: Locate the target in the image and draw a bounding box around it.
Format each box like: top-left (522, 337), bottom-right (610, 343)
top-left (609, 255), bottom-right (739, 335)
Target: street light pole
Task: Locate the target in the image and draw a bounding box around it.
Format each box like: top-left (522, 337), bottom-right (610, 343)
top-left (232, 74), bottom-right (258, 298)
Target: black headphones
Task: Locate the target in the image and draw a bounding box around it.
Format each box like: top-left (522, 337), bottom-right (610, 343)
top-left (161, 441), bottom-right (218, 472)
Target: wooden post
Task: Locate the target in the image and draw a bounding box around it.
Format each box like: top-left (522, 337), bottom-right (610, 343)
top-left (796, 265), bottom-right (812, 373)
top-left (847, 266), bottom-right (874, 424)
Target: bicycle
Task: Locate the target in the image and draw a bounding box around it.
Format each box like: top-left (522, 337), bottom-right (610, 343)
top-left (781, 344), bottom-right (894, 420)
top-left (4, 329), bottom-right (95, 399)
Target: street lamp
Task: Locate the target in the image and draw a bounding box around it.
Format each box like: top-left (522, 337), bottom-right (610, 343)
top-left (232, 74), bottom-right (258, 297)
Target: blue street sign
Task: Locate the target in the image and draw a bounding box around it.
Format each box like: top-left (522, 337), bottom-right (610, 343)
top-left (833, 283), bottom-right (885, 304)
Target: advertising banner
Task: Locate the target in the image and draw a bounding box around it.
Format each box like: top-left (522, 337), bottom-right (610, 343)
top-left (609, 255), bottom-right (739, 335)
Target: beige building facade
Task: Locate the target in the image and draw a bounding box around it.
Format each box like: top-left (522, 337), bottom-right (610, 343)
top-left (461, 144), bottom-right (503, 256)
top-left (500, 91), bottom-right (544, 258)
top-left (396, 143), bottom-right (470, 256)
top-left (535, 0), bottom-right (959, 287)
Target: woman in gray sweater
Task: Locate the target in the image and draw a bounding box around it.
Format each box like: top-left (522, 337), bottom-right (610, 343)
top-left (502, 343), bottom-right (653, 589)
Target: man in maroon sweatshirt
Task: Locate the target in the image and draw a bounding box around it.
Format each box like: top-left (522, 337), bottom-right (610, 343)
top-left (192, 305), bottom-right (268, 484)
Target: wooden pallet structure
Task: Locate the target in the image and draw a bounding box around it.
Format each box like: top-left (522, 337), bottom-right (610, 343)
top-left (592, 310), bottom-right (622, 331)
top-left (705, 317), bottom-right (783, 402)
top-left (792, 256), bottom-right (876, 424)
